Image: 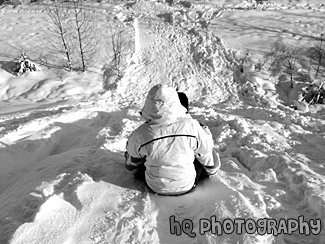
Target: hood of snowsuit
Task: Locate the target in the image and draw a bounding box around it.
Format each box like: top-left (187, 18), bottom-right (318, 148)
top-left (141, 84), bottom-right (188, 124)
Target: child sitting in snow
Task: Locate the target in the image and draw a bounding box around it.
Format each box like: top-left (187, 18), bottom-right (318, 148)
top-left (124, 84), bottom-right (220, 196)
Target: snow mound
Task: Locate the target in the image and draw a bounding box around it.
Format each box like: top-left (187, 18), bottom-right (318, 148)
top-left (0, 68), bottom-right (102, 104)
top-left (114, 11), bottom-right (242, 107)
top-left (111, 1), bottom-right (279, 111)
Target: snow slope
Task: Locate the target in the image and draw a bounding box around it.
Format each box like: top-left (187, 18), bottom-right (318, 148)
top-left (0, 1), bottom-right (325, 244)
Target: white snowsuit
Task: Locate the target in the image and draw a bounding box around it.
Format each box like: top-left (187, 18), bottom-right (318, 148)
top-left (126, 84), bottom-right (219, 195)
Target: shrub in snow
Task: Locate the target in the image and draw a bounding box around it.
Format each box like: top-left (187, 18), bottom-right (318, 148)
top-left (15, 52), bottom-right (37, 75)
top-left (301, 82), bottom-right (325, 105)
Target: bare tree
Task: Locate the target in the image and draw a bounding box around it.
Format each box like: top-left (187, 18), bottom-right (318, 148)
top-left (45, 0), bottom-right (100, 71)
top-left (71, 0), bottom-right (99, 72)
top-left (102, 22), bottom-right (133, 90)
top-left (264, 39), bottom-right (286, 76)
top-left (309, 26), bottom-right (325, 78)
top-left (45, 0), bottom-right (73, 71)
top-left (264, 38), bottom-right (300, 88)
top-left (107, 23), bottom-right (130, 75)
top-left (284, 44), bottom-right (299, 87)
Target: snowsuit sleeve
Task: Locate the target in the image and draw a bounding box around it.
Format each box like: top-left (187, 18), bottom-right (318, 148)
top-left (125, 130), bottom-right (146, 171)
top-left (195, 123), bottom-right (220, 175)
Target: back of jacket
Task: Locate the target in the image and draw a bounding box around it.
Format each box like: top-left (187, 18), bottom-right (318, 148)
top-left (126, 85), bottom-right (214, 195)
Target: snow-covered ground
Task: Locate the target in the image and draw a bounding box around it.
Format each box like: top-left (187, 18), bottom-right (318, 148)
top-left (0, 0), bottom-right (325, 244)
